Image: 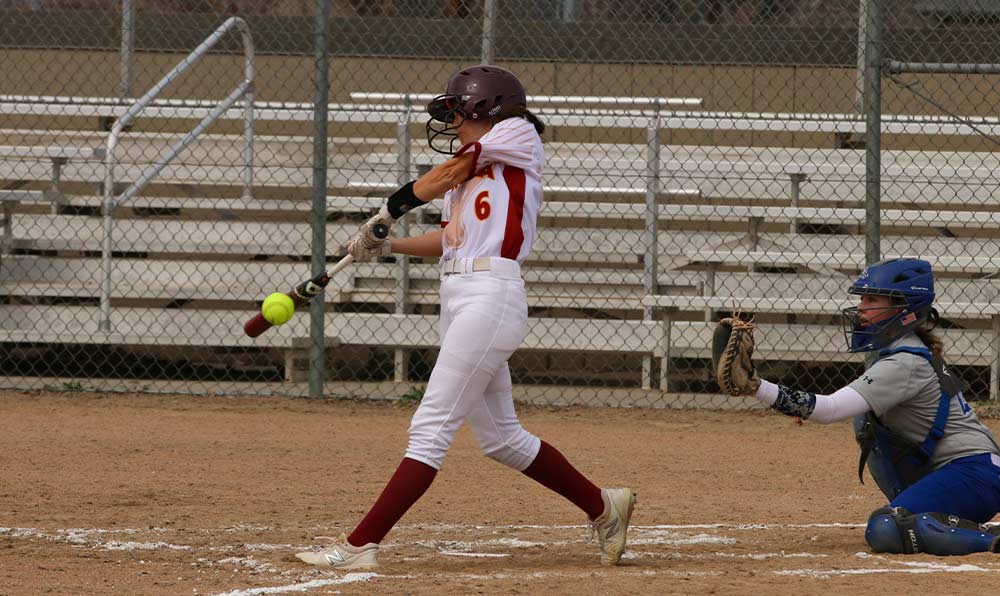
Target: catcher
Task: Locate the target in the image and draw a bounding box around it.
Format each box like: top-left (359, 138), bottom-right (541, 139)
top-left (714, 258), bottom-right (1000, 555)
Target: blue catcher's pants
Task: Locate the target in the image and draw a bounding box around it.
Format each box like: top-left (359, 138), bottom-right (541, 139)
top-left (865, 453), bottom-right (1000, 555)
top-left (891, 453), bottom-right (1000, 524)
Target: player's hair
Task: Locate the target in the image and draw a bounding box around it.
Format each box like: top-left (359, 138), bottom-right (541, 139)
top-left (497, 105), bottom-right (546, 135)
top-left (915, 328), bottom-right (944, 358)
top-left (914, 310), bottom-right (945, 358)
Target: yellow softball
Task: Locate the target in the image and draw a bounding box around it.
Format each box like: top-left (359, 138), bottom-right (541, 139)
top-left (261, 293), bottom-right (295, 326)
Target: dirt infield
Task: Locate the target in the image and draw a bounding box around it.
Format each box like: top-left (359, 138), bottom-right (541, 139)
top-left (2, 391), bottom-right (999, 595)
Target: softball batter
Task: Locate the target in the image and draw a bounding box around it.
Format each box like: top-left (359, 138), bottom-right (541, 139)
top-left (296, 65), bottom-right (636, 568)
top-left (719, 258), bottom-right (1000, 555)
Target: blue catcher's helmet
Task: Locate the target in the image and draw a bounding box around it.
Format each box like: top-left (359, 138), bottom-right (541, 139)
top-left (842, 258), bottom-right (935, 352)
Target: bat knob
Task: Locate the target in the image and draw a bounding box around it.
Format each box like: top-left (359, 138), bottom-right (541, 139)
top-left (372, 223), bottom-right (390, 239)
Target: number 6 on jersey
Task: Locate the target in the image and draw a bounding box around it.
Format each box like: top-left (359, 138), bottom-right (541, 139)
top-left (474, 191), bottom-right (491, 220)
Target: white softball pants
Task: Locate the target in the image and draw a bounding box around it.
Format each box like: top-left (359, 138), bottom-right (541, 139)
top-left (404, 257), bottom-right (542, 471)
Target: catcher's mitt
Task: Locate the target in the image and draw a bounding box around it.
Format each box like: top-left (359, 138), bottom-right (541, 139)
top-left (712, 313), bottom-right (761, 396)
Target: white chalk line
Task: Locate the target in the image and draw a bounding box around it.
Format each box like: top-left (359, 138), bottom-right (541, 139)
top-left (439, 550), bottom-right (511, 558)
top-left (624, 550), bottom-right (828, 561)
top-left (0, 522), bottom-right (863, 536)
top-left (0, 526), bottom-right (191, 551)
top-left (210, 567), bottom-right (731, 596)
top-left (859, 551), bottom-right (1000, 569)
top-left (776, 552), bottom-right (1000, 578)
top-left (386, 528), bottom-right (742, 553)
top-left (388, 522), bottom-right (867, 531)
top-left (203, 551), bottom-right (1000, 596)
top-left (0, 522), bottom-right (853, 560)
top-left (410, 537), bottom-right (547, 549)
top-left (210, 572), bottom-right (379, 596)
top-left (9, 521), bottom-right (999, 591)
top-left (776, 565), bottom-right (998, 578)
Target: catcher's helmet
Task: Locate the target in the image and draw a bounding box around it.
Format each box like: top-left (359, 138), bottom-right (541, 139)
top-left (425, 65), bottom-right (527, 154)
top-left (842, 258), bottom-right (936, 352)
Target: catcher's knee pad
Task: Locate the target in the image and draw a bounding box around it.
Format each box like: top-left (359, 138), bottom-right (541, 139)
top-left (481, 430), bottom-right (540, 471)
top-left (865, 507), bottom-right (914, 553)
top-left (865, 507), bottom-right (1000, 555)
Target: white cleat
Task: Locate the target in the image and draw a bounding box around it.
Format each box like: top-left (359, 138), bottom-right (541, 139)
top-left (295, 533), bottom-right (379, 569)
top-left (590, 487), bottom-right (637, 565)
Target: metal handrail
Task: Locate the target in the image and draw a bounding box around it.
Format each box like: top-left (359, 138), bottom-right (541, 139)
top-left (100, 17), bottom-right (255, 331)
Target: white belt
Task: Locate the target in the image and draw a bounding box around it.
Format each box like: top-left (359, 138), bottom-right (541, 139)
top-left (440, 257), bottom-right (520, 277)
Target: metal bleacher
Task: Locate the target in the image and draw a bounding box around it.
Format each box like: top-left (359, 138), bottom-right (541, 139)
top-left (3, 86), bottom-right (1000, 393)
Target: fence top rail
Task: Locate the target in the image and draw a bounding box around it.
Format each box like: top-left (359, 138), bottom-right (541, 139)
top-left (1, 94), bottom-right (703, 114)
top-left (0, 189), bottom-right (46, 203)
top-left (7, 93), bottom-right (1000, 135)
top-left (0, 145), bottom-right (104, 159)
top-left (642, 294), bottom-right (1000, 318)
top-left (17, 194), bottom-right (1000, 232)
top-left (344, 180), bottom-right (702, 197)
top-left (686, 250), bottom-right (1000, 272)
top-left (1, 93), bottom-right (701, 110)
top-left (348, 92), bottom-right (705, 108)
top-left (0, 94), bottom-right (331, 110)
top-left (0, 305), bottom-right (662, 352)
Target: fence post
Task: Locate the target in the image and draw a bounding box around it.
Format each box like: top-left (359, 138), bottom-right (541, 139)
top-left (993, 316), bottom-right (1000, 402)
top-left (481, 0), bottom-right (496, 65)
top-left (242, 31), bottom-right (255, 201)
top-left (788, 171), bottom-right (806, 234)
top-left (395, 96), bottom-right (413, 383)
top-left (862, 0), bottom-right (881, 370)
top-left (560, 0), bottom-right (577, 22)
top-left (854, 0), bottom-right (866, 115)
top-left (308, 0), bottom-right (332, 398)
top-left (119, 0), bottom-right (136, 99)
top-left (100, 170), bottom-right (114, 332)
top-left (863, 0), bottom-right (881, 268)
top-left (659, 307), bottom-right (675, 393)
top-left (643, 100), bottom-right (661, 389)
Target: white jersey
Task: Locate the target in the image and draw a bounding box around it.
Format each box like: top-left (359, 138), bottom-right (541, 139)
top-left (439, 117), bottom-right (545, 264)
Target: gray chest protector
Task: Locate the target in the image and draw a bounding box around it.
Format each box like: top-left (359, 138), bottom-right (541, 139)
top-left (853, 346), bottom-right (963, 500)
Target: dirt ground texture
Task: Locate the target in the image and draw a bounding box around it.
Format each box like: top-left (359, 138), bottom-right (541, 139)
top-left (2, 391), bottom-right (1000, 595)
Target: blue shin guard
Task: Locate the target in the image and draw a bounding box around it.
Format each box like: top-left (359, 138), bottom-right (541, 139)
top-left (866, 507), bottom-right (1000, 555)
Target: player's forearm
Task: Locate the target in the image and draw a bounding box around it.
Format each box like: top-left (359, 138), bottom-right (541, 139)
top-left (413, 152), bottom-right (476, 200)
top-left (389, 230), bottom-right (444, 257)
top-left (755, 380), bottom-right (870, 424)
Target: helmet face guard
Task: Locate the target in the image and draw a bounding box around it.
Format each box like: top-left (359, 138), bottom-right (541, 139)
top-left (424, 65), bottom-right (527, 155)
top-left (425, 94), bottom-right (465, 155)
top-left (842, 295), bottom-right (929, 353)
top-left (841, 258), bottom-right (935, 352)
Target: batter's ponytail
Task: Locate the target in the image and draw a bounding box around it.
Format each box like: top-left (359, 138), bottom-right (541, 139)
top-left (497, 105), bottom-right (546, 136)
top-left (523, 110), bottom-right (546, 135)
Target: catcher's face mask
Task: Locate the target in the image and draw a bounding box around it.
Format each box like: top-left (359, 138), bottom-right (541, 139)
top-left (856, 295), bottom-right (900, 327)
top-left (425, 94), bottom-right (465, 155)
top-left (842, 293), bottom-right (927, 352)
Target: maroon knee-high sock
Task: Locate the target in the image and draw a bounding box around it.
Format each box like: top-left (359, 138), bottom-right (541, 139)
top-left (348, 457), bottom-right (437, 547)
top-left (521, 440), bottom-right (605, 520)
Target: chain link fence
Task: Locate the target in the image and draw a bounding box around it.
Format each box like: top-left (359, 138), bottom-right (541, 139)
top-left (2, 0), bottom-right (999, 407)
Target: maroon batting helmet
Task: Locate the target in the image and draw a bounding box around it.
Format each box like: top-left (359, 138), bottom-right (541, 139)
top-left (425, 65), bottom-right (528, 154)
